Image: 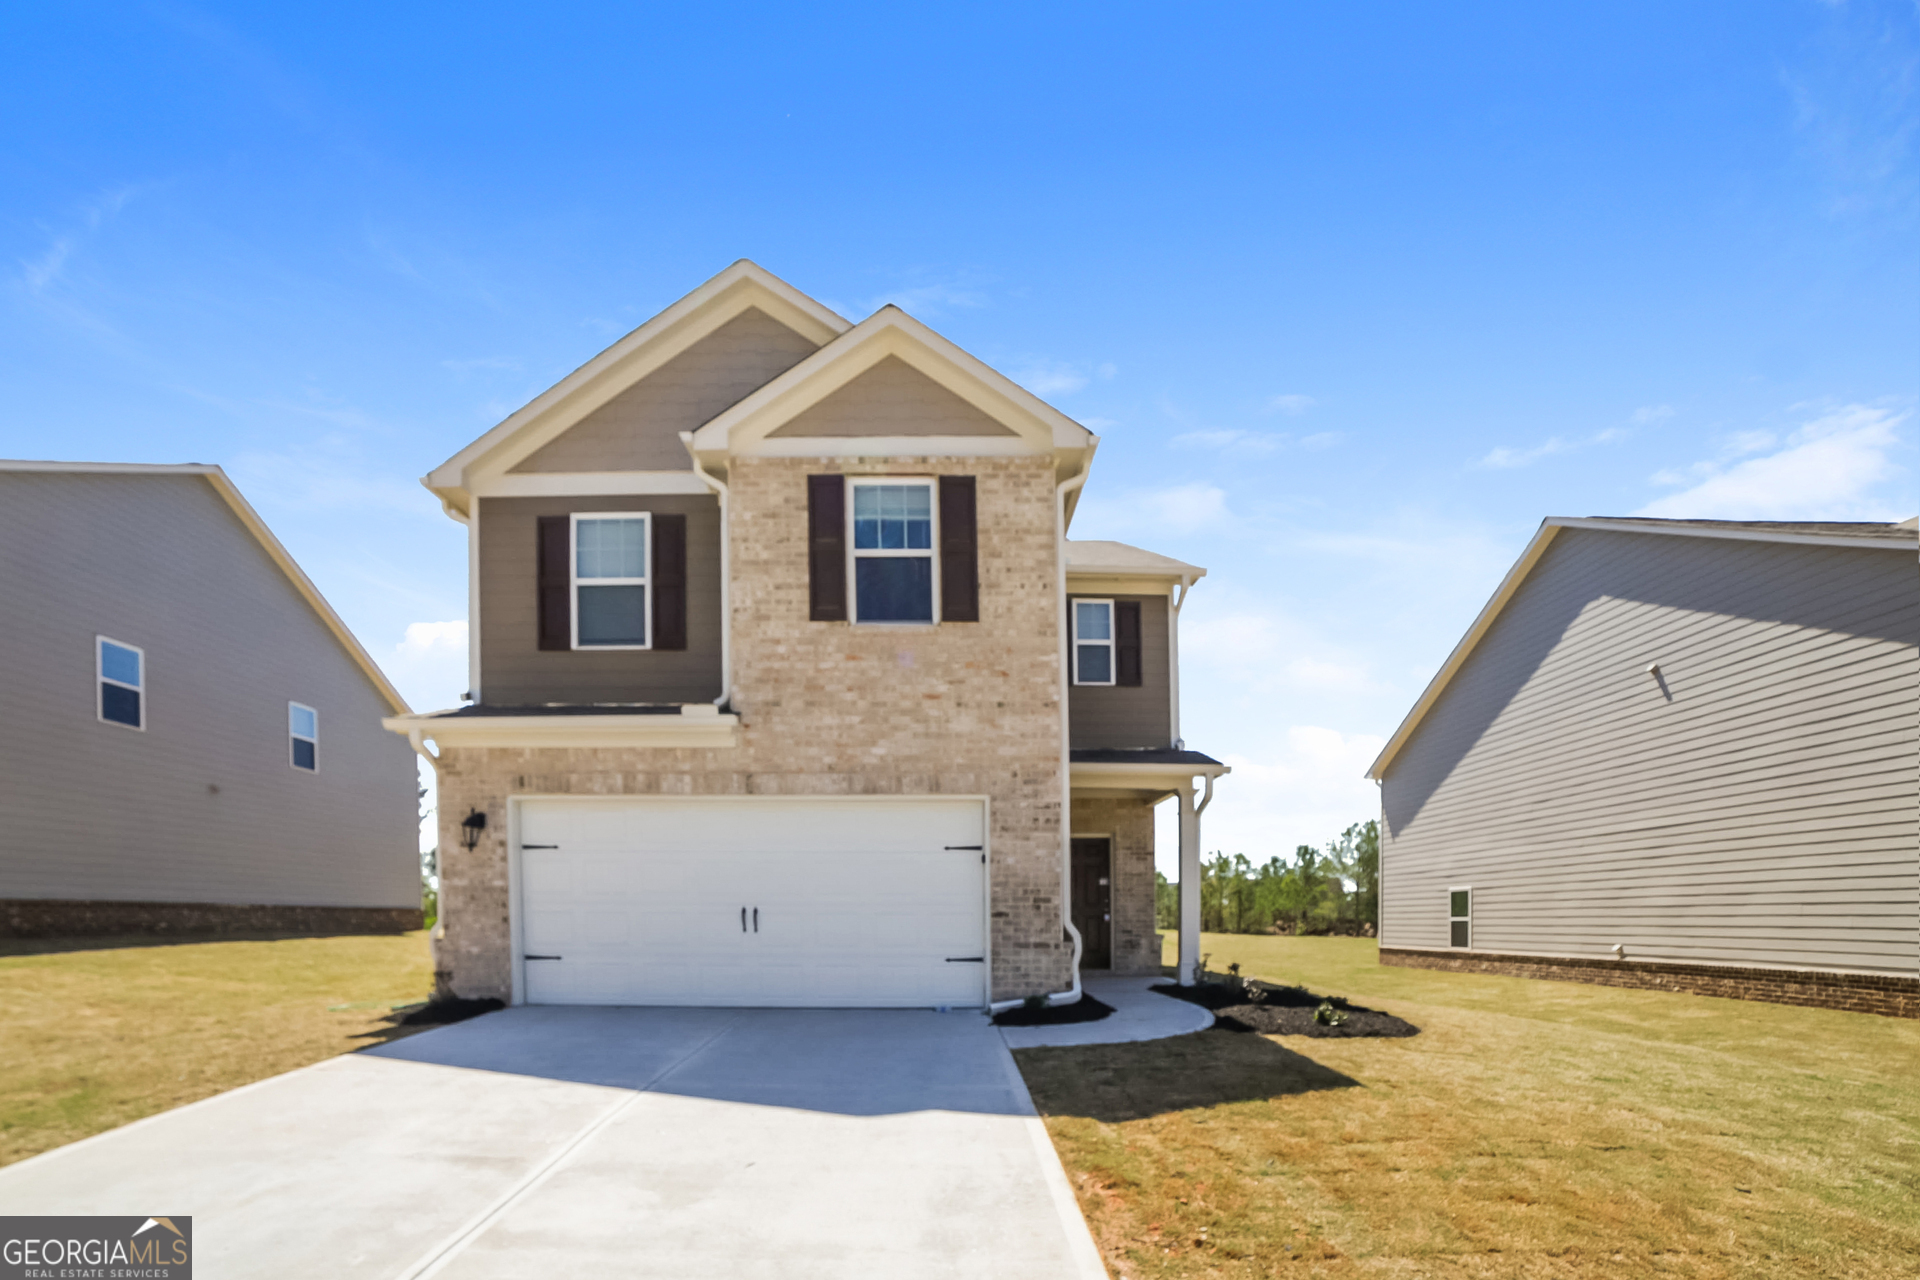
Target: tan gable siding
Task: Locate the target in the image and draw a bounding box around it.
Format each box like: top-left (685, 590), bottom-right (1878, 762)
top-left (1067, 594), bottom-right (1172, 749)
top-left (1379, 529), bottom-right (1919, 975)
top-left (512, 307), bottom-right (819, 473)
top-left (0, 473), bottom-right (416, 908)
top-left (477, 494), bottom-right (723, 704)
top-left (765, 355), bottom-right (1018, 438)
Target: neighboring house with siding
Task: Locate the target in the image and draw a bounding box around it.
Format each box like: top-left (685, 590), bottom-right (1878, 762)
top-left (1367, 516), bottom-right (1919, 1017)
top-left (382, 260), bottom-right (1228, 1009)
top-left (0, 461), bottom-right (421, 937)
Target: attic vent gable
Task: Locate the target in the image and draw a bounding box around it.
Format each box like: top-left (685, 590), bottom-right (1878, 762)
top-left (765, 355), bottom-right (1020, 439)
top-left (512, 307), bottom-right (819, 473)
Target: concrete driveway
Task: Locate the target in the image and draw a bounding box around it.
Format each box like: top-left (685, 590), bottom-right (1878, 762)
top-left (0, 1007), bottom-right (1107, 1279)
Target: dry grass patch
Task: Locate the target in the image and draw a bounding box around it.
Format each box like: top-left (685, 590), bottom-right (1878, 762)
top-left (0, 932), bottom-right (434, 1166)
top-left (1018, 934), bottom-right (1920, 1278)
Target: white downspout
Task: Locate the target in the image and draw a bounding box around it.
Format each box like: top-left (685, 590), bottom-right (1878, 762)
top-left (405, 729), bottom-right (447, 975)
top-left (991, 448), bottom-right (1098, 1014)
top-left (680, 432), bottom-right (732, 707)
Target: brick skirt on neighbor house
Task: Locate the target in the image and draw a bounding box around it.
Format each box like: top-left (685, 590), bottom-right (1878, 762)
top-left (1, 898), bottom-right (424, 940)
top-left (1380, 947), bottom-right (1920, 1019)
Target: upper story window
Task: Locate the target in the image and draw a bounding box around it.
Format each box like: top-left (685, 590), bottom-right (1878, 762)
top-left (850, 480), bottom-right (936, 624)
top-left (572, 513), bottom-right (651, 648)
top-left (1073, 600), bottom-right (1115, 685)
top-left (97, 637), bottom-right (144, 729)
top-left (289, 702), bottom-right (318, 771)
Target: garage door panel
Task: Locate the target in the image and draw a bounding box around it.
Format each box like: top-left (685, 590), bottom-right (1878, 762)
top-left (517, 799), bottom-right (988, 1008)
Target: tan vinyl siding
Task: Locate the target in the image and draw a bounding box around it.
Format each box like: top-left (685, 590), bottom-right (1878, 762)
top-left (765, 355), bottom-right (1018, 438)
top-left (1068, 594), bottom-right (1172, 749)
top-left (0, 473), bottom-right (417, 908)
top-left (1379, 529), bottom-right (1919, 975)
top-left (477, 494), bottom-right (722, 704)
top-left (512, 307), bottom-right (819, 473)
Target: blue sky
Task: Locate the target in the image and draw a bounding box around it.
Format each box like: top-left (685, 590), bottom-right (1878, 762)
top-left (4, 2), bottom-right (1914, 867)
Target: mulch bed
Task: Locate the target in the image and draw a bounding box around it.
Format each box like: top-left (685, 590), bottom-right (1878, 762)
top-left (1151, 979), bottom-right (1419, 1039)
top-left (992, 993), bottom-right (1115, 1027)
top-left (399, 996), bottom-right (505, 1026)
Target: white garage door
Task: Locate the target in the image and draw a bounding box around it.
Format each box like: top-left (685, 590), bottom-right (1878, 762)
top-left (516, 797), bottom-right (988, 1008)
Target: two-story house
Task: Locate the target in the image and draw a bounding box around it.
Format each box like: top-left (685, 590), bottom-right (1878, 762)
top-left (385, 262), bottom-right (1227, 1008)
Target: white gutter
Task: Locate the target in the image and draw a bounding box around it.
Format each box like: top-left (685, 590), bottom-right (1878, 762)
top-left (404, 729), bottom-right (448, 969)
top-left (990, 446), bottom-right (1099, 1015)
top-left (680, 433), bottom-right (733, 707)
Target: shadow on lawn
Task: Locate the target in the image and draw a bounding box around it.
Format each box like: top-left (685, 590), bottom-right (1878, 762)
top-left (1015, 1028), bottom-right (1360, 1122)
top-left (0, 931), bottom-right (411, 958)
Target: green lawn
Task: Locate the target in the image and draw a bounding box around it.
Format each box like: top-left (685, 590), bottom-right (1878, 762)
top-left (0, 932), bottom-right (435, 1167)
top-left (1017, 933), bottom-right (1920, 1279)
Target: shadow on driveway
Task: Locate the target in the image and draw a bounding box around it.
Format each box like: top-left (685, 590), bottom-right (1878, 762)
top-left (1015, 1027), bottom-right (1361, 1122)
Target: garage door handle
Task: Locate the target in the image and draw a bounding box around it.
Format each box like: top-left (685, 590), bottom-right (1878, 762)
top-left (741, 907), bottom-right (747, 933)
top-left (525, 954), bottom-right (562, 961)
top-left (753, 907), bottom-right (759, 933)
top-left (944, 845), bottom-right (983, 851)
top-left (522, 844), bottom-right (559, 850)
top-left (945, 956), bottom-right (985, 963)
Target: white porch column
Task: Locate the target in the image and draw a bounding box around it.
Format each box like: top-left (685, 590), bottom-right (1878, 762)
top-left (1177, 781), bottom-right (1201, 985)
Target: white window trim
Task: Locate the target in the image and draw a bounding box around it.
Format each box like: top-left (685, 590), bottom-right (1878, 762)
top-left (570, 511), bottom-right (653, 651)
top-left (290, 701), bottom-right (318, 772)
top-left (1072, 598), bottom-right (1116, 686)
top-left (1449, 884), bottom-right (1472, 949)
top-left (846, 477), bottom-right (941, 627)
top-left (96, 635), bottom-right (145, 731)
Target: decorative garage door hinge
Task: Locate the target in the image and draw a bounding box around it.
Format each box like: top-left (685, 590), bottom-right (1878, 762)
top-left (522, 844), bottom-right (559, 850)
top-left (524, 954), bottom-right (563, 961)
top-left (945, 956), bottom-right (985, 963)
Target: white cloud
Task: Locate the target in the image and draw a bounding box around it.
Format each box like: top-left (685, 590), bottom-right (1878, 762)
top-left (17, 187), bottom-right (138, 295)
top-left (1172, 428), bottom-right (1284, 454)
top-left (1159, 726), bottom-right (1384, 872)
top-left (1140, 482), bottom-right (1229, 531)
top-left (1631, 404), bottom-right (1674, 425)
top-left (1636, 403), bottom-right (1909, 520)
top-left (1476, 424), bottom-right (1633, 470)
top-left (1299, 432), bottom-right (1341, 450)
top-left (1013, 360), bottom-right (1089, 396)
top-left (384, 621), bottom-right (469, 712)
top-left (1269, 394), bottom-right (1317, 415)
top-left (1183, 610), bottom-right (1376, 695)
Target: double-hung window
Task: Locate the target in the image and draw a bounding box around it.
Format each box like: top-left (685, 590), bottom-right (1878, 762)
top-left (1449, 888), bottom-right (1472, 948)
top-left (97, 637), bottom-right (144, 729)
top-left (572, 513), bottom-right (651, 648)
top-left (850, 480), bottom-right (936, 624)
top-left (1072, 600), bottom-right (1115, 685)
top-left (289, 702), bottom-right (318, 771)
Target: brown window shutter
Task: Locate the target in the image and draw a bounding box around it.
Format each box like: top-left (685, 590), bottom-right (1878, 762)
top-left (938, 475), bottom-right (979, 622)
top-left (1115, 600), bottom-right (1143, 686)
top-left (653, 513), bottom-right (687, 650)
top-left (807, 475), bottom-right (847, 622)
top-left (537, 516), bottom-right (571, 651)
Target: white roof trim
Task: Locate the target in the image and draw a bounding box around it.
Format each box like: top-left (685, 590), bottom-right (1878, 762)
top-left (1065, 539), bottom-right (1206, 584)
top-left (1, 460), bottom-right (411, 716)
top-left (1365, 515), bottom-right (1919, 780)
top-left (423, 261), bottom-right (851, 511)
top-left (688, 306), bottom-right (1096, 458)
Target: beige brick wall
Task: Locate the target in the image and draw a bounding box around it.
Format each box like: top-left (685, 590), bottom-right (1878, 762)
top-left (432, 453), bottom-right (1071, 1004)
top-left (1070, 795), bottom-right (1161, 975)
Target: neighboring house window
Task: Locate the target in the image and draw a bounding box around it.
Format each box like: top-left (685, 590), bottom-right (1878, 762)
top-left (1449, 888), bottom-right (1472, 948)
top-left (572, 513), bottom-right (651, 648)
top-left (849, 480), bottom-right (936, 624)
top-left (97, 637), bottom-right (145, 729)
top-left (1073, 600), bottom-right (1115, 685)
top-left (289, 702), bottom-right (318, 771)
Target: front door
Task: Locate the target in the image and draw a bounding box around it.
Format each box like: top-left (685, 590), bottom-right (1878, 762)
top-left (1069, 837), bottom-right (1113, 969)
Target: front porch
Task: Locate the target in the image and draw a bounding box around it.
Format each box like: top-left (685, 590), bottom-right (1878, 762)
top-left (1069, 748), bottom-right (1230, 986)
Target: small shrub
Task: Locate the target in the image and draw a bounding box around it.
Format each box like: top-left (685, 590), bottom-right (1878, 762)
top-left (1023, 994), bottom-right (1047, 1010)
top-left (1315, 1000), bottom-right (1349, 1027)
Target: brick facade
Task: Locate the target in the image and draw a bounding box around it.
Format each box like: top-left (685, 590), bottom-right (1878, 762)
top-left (1069, 796), bottom-right (1160, 975)
top-left (1, 898), bottom-right (421, 940)
top-left (436, 454), bottom-right (1071, 1003)
top-left (1382, 947), bottom-right (1920, 1019)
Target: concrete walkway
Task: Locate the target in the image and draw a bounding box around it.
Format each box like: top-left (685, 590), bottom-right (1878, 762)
top-left (998, 973), bottom-right (1215, 1050)
top-left (0, 1008), bottom-right (1108, 1280)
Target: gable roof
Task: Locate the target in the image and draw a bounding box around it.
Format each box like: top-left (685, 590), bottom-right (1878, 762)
top-left (0, 460), bottom-right (410, 715)
top-left (1364, 514), bottom-right (1917, 781)
top-left (1065, 540), bottom-right (1206, 584)
top-left (423, 260), bottom-right (850, 514)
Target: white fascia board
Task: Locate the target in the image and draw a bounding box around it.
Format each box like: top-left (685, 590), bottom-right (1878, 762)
top-left (1070, 761), bottom-right (1231, 789)
top-left (470, 471), bottom-right (712, 499)
top-left (1367, 515), bottom-right (1919, 781)
top-left (424, 261), bottom-right (851, 509)
top-left (3, 460), bottom-right (412, 715)
top-left (748, 435), bottom-right (1041, 459)
top-left (689, 307), bottom-right (1096, 458)
top-left (1548, 516), bottom-right (1919, 552)
top-left (382, 712), bottom-right (740, 750)
top-left (201, 471), bottom-right (413, 716)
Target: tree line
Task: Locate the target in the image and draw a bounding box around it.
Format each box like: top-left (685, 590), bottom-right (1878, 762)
top-left (1154, 819), bottom-right (1379, 935)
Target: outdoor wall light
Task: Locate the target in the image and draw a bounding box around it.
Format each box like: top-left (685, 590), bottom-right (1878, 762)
top-left (459, 809), bottom-right (488, 851)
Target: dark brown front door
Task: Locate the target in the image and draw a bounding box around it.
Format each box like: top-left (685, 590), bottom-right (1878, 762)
top-left (1070, 837), bottom-right (1113, 969)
